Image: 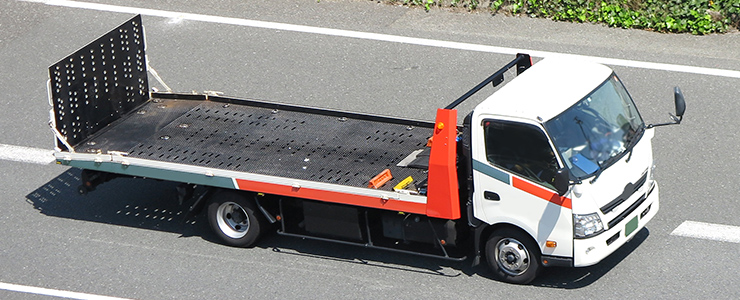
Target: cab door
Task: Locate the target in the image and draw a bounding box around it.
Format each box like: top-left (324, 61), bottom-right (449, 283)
top-left (471, 117), bottom-right (573, 258)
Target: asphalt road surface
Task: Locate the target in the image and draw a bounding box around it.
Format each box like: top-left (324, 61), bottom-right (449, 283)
top-left (1, 0), bottom-right (739, 299)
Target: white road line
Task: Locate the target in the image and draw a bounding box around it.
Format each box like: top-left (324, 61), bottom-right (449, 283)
top-left (671, 221), bottom-right (740, 244)
top-left (0, 282), bottom-right (132, 300)
top-left (0, 144), bottom-right (55, 165)
top-left (24, 0), bottom-right (740, 79)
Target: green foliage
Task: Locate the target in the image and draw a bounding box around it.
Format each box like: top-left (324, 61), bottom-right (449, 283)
top-left (386, 0), bottom-right (740, 34)
top-left (498, 0), bottom-right (740, 34)
top-left (403, 0), bottom-right (438, 11)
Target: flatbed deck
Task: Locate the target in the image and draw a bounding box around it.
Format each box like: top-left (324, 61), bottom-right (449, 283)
top-left (49, 15), bottom-right (449, 215)
top-left (73, 94), bottom-right (434, 191)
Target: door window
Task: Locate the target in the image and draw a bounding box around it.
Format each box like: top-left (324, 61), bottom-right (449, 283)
top-left (483, 120), bottom-right (559, 190)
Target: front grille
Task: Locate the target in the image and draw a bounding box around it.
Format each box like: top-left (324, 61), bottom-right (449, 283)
top-left (607, 193), bottom-right (646, 229)
top-left (600, 172), bottom-right (647, 214)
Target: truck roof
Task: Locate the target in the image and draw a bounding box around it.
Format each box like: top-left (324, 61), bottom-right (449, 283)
top-left (475, 57), bottom-right (614, 123)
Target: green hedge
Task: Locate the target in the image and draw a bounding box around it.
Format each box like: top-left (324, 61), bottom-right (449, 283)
top-left (386, 0), bottom-right (740, 34)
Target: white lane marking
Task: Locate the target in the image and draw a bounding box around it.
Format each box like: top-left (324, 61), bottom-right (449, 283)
top-left (25, 0), bottom-right (740, 79)
top-left (0, 144), bottom-right (55, 165)
top-left (671, 221), bottom-right (740, 244)
top-left (0, 281), bottom-right (132, 300)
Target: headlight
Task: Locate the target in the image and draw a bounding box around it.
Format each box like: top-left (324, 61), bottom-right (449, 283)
top-left (574, 213), bottom-right (604, 238)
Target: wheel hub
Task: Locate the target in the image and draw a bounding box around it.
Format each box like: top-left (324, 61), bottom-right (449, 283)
top-left (505, 253), bottom-right (518, 264)
top-left (496, 238), bottom-right (530, 276)
top-left (216, 201), bottom-right (250, 239)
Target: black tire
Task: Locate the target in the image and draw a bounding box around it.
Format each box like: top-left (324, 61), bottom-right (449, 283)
top-left (207, 190), bottom-right (265, 247)
top-left (485, 228), bottom-right (541, 284)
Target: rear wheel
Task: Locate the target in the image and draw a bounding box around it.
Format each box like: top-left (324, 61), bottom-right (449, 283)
top-left (207, 190), bottom-right (264, 247)
top-left (485, 228), bottom-right (541, 284)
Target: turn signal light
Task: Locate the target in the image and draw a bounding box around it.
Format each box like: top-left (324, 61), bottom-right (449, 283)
top-left (546, 240), bottom-right (557, 248)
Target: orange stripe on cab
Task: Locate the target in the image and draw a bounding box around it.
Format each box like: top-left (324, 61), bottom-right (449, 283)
top-left (512, 177), bottom-right (572, 209)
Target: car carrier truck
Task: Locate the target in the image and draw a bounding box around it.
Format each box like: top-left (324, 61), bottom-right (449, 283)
top-left (48, 15), bottom-right (685, 284)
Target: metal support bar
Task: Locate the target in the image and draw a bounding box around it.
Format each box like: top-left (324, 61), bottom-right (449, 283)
top-left (647, 114), bottom-right (682, 128)
top-left (278, 198), bottom-right (287, 233)
top-left (187, 186), bottom-right (213, 214)
top-left (276, 230), bottom-right (467, 262)
top-left (255, 196), bottom-right (277, 224)
top-left (147, 58), bottom-right (172, 92)
top-left (49, 123), bottom-right (75, 153)
top-left (364, 210), bottom-right (374, 246)
top-left (426, 218), bottom-right (451, 258)
top-left (444, 53), bottom-right (532, 110)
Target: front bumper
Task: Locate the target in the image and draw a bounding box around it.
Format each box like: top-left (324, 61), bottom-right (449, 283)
top-left (573, 182), bottom-right (659, 267)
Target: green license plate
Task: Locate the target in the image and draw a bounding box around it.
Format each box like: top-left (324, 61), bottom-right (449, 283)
top-left (625, 216), bottom-right (639, 237)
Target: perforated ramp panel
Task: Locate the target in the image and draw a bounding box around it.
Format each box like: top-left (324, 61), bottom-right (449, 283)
top-left (49, 15), bottom-right (148, 151)
top-left (83, 98), bottom-right (433, 190)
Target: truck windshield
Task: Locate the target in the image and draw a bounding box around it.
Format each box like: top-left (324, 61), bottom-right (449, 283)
top-left (545, 75), bottom-right (644, 179)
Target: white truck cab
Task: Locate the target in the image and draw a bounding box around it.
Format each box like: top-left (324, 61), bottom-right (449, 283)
top-left (469, 57), bottom-right (683, 282)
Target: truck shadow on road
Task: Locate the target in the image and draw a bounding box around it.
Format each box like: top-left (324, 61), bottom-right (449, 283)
top-left (26, 168), bottom-right (211, 240)
top-left (26, 168), bottom-right (647, 288)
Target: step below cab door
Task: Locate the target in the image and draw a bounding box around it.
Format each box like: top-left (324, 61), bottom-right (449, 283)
top-left (471, 117), bottom-right (573, 258)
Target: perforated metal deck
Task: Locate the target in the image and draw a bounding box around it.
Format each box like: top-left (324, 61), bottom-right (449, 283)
top-left (76, 96), bottom-right (434, 190)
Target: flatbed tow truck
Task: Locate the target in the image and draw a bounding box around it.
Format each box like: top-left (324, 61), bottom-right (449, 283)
top-left (48, 15), bottom-right (685, 284)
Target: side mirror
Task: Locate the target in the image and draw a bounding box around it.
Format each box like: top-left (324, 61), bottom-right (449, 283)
top-left (648, 86), bottom-right (686, 128)
top-left (554, 168), bottom-right (570, 196)
top-left (674, 87), bottom-right (686, 118)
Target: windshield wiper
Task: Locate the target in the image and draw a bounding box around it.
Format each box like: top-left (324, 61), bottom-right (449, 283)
top-left (625, 125), bottom-right (646, 163)
top-left (590, 155), bottom-right (616, 183)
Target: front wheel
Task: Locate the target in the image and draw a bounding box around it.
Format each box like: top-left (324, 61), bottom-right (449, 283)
top-left (485, 228), bottom-right (541, 284)
top-left (207, 190), bottom-right (265, 247)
